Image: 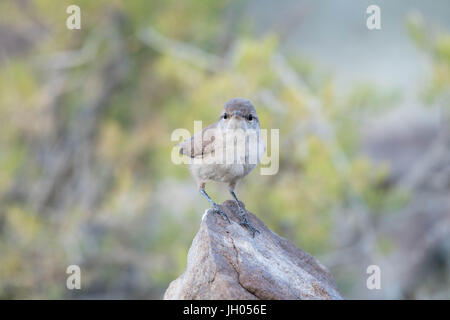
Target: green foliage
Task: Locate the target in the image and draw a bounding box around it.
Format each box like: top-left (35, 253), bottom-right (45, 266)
top-left (407, 12), bottom-right (450, 104)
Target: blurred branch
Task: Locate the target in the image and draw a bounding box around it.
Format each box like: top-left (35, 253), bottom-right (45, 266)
top-left (271, 53), bottom-right (345, 166)
top-left (400, 135), bottom-right (449, 191)
top-left (217, 0), bottom-right (246, 56)
top-left (272, 54), bottom-right (376, 229)
top-left (28, 12), bottom-right (130, 214)
top-left (138, 26), bottom-right (226, 72)
top-left (42, 34), bottom-right (101, 70)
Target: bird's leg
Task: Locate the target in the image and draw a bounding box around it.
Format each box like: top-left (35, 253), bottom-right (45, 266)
top-left (230, 189), bottom-right (260, 237)
top-left (200, 187), bottom-right (230, 223)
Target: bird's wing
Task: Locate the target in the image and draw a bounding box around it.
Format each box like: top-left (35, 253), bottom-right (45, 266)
top-left (178, 122), bottom-right (217, 158)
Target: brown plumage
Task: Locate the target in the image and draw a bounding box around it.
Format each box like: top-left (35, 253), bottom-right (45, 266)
top-left (179, 122), bottom-right (217, 159)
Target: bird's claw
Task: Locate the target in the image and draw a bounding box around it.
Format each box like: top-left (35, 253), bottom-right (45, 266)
top-left (239, 214), bottom-right (260, 238)
top-left (212, 204), bottom-right (231, 224)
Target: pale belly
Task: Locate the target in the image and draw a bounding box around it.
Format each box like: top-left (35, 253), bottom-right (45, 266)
top-left (190, 161), bottom-right (257, 183)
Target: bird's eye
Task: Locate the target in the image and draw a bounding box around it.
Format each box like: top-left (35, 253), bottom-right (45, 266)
top-left (222, 113), bottom-right (228, 119)
top-left (247, 114), bottom-right (253, 121)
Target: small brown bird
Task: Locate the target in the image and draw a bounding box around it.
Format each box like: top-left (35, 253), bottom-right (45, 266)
top-left (178, 98), bottom-right (265, 236)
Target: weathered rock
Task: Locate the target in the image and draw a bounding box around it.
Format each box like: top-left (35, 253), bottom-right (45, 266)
top-left (164, 200), bottom-right (342, 300)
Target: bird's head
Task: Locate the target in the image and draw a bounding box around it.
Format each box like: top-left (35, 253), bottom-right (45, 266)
top-left (218, 98), bottom-right (260, 131)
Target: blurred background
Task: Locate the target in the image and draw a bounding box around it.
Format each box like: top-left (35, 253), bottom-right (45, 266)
top-left (0, 0), bottom-right (449, 299)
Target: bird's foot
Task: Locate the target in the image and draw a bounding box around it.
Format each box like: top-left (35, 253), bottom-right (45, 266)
top-left (239, 213), bottom-right (260, 238)
top-left (211, 203), bottom-right (231, 224)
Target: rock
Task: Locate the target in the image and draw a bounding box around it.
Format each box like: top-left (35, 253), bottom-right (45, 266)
top-left (164, 200), bottom-right (342, 300)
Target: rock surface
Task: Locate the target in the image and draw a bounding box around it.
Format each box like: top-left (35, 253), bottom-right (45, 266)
top-left (164, 200), bottom-right (343, 300)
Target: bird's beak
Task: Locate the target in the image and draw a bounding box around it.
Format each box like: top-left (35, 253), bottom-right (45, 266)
top-left (231, 110), bottom-right (244, 119)
top-left (226, 110), bottom-right (247, 130)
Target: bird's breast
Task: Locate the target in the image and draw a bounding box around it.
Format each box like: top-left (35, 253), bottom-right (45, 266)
top-left (189, 128), bottom-right (265, 183)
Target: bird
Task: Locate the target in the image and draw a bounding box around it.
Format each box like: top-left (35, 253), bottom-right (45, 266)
top-left (178, 98), bottom-right (265, 237)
